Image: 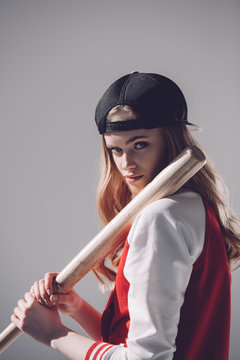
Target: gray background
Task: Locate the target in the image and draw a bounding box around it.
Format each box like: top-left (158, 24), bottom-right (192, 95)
top-left (0, 0), bottom-right (239, 359)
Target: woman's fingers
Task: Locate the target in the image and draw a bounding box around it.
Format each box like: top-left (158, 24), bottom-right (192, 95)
top-left (32, 280), bottom-right (49, 305)
top-left (30, 272), bottom-right (59, 305)
top-left (39, 279), bottom-right (51, 305)
top-left (11, 312), bottom-right (19, 323)
top-left (12, 292), bottom-right (34, 323)
top-left (24, 291), bottom-right (35, 305)
top-left (50, 293), bottom-right (73, 305)
top-left (13, 305), bottom-right (23, 320)
top-left (17, 298), bottom-right (27, 311)
top-left (32, 281), bottom-right (44, 304)
top-left (48, 289), bottom-right (82, 316)
top-left (44, 272), bottom-right (59, 296)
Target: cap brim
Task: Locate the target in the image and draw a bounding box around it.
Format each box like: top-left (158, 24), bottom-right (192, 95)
top-left (186, 122), bottom-right (202, 132)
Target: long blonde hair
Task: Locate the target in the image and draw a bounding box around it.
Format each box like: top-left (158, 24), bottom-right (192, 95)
top-left (93, 105), bottom-right (240, 288)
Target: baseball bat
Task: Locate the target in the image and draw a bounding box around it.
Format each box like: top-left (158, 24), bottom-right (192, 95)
top-left (0, 146), bottom-right (206, 354)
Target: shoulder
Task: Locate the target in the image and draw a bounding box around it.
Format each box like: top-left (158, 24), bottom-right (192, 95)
top-left (128, 191), bottom-right (206, 261)
top-left (135, 190), bottom-right (204, 224)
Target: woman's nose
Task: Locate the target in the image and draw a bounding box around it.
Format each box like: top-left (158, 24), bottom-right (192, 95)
top-left (122, 151), bottom-right (136, 170)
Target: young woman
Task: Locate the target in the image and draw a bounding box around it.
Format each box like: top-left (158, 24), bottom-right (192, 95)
top-left (11, 72), bottom-right (240, 360)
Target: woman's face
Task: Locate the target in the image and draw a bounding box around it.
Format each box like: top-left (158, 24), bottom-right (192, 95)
top-left (104, 124), bottom-right (167, 196)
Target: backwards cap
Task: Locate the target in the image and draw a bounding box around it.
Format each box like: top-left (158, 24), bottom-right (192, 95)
top-left (95, 71), bottom-right (199, 134)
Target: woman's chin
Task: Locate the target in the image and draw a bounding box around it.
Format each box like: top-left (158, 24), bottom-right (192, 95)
top-left (127, 183), bottom-right (145, 196)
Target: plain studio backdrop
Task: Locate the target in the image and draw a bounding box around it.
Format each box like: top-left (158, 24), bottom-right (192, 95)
top-left (0, 0), bottom-right (239, 359)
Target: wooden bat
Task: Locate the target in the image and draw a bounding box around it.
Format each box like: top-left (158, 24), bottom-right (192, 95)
top-left (0, 146), bottom-right (206, 354)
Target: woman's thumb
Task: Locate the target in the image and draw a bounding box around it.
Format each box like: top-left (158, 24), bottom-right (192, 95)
top-left (50, 294), bottom-right (71, 304)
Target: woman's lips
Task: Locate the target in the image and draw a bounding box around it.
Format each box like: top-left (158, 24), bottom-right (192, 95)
top-left (124, 175), bottom-right (143, 183)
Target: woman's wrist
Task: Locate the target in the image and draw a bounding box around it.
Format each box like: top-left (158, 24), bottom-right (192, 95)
top-left (68, 295), bottom-right (85, 320)
top-left (50, 326), bottom-right (96, 360)
top-left (67, 297), bottom-right (102, 341)
top-left (50, 325), bottom-right (71, 349)
top-left (49, 290), bottom-right (84, 319)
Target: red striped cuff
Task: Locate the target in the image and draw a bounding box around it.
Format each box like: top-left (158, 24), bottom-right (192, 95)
top-left (85, 341), bottom-right (114, 360)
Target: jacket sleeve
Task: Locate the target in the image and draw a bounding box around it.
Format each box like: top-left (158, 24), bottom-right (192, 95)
top-left (86, 193), bottom-right (205, 360)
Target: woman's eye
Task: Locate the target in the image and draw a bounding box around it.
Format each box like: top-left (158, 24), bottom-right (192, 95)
top-left (110, 147), bottom-right (122, 155)
top-left (135, 142), bottom-right (148, 149)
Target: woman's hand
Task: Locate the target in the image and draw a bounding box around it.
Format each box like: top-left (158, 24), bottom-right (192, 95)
top-left (29, 272), bottom-right (102, 341)
top-left (31, 272), bottom-right (83, 317)
top-left (11, 292), bottom-right (67, 346)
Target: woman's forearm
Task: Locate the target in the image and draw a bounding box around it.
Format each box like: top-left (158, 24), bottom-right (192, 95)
top-left (48, 289), bottom-right (102, 341)
top-left (51, 326), bottom-right (96, 360)
top-left (70, 297), bottom-right (102, 341)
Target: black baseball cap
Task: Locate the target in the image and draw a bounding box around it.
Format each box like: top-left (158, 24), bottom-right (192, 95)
top-left (95, 71), bottom-right (200, 134)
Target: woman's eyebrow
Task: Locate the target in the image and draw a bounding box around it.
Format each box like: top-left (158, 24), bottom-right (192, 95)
top-left (105, 135), bottom-right (148, 148)
top-left (126, 135), bottom-right (148, 145)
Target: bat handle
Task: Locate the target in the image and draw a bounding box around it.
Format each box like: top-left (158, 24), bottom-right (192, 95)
top-left (0, 323), bottom-right (22, 354)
